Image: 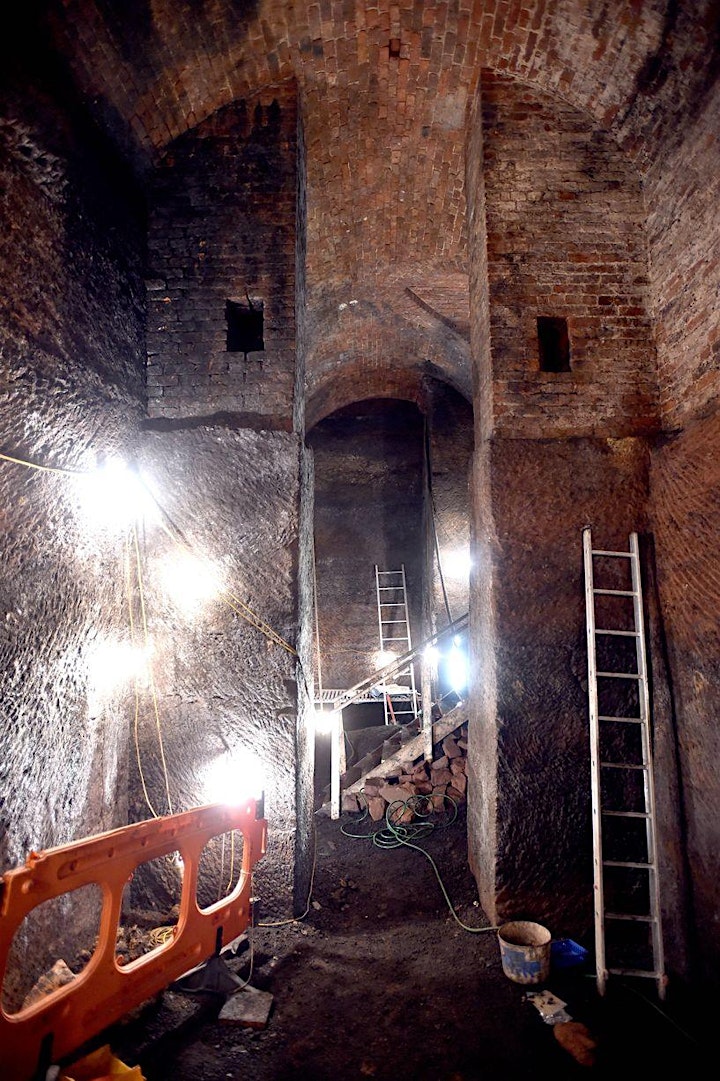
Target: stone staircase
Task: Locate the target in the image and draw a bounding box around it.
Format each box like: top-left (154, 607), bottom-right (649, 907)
top-left (320, 699), bottom-right (468, 814)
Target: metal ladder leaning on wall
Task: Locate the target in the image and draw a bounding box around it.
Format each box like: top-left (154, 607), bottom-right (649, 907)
top-left (582, 528), bottom-right (666, 1000)
top-left (374, 565), bottom-right (419, 725)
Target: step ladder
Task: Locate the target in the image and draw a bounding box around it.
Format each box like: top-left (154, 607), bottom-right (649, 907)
top-left (374, 565), bottom-right (419, 726)
top-left (582, 529), bottom-right (666, 1000)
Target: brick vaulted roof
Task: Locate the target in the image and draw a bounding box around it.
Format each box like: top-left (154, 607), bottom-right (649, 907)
top-left (39, 2), bottom-right (720, 420)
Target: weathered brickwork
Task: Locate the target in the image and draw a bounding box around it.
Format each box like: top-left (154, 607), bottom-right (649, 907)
top-left (56, 2), bottom-right (719, 280)
top-left (645, 82), bottom-right (720, 428)
top-left (146, 82), bottom-right (300, 423)
top-left (305, 271), bottom-right (472, 427)
top-left (5, 0), bottom-right (720, 1001)
top-left (466, 81), bottom-right (493, 443)
top-left (481, 72), bottom-right (658, 438)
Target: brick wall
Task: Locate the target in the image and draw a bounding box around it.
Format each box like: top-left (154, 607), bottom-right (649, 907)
top-left (147, 81), bottom-right (300, 426)
top-left (466, 80), bottom-right (493, 443)
top-left (309, 400), bottom-right (425, 693)
top-left (645, 83), bottom-right (720, 428)
top-left (481, 71), bottom-right (658, 439)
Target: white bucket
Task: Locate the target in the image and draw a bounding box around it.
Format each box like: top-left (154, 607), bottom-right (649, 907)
top-left (497, 921), bottom-right (552, 985)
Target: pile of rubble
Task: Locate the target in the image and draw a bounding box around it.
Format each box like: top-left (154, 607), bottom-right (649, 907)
top-left (342, 723), bottom-right (468, 821)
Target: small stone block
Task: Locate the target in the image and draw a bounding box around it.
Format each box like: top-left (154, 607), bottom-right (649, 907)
top-left (218, 986), bottom-right (274, 1029)
top-left (342, 792), bottom-right (360, 813)
top-left (367, 796), bottom-right (387, 821)
top-left (442, 736), bottom-right (462, 758)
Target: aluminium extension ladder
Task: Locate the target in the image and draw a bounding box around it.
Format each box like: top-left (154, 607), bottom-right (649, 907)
top-left (582, 529), bottom-right (666, 1000)
top-left (374, 565), bottom-right (419, 725)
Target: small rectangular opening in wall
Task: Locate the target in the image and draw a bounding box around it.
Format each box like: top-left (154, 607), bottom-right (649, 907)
top-left (537, 316), bottom-right (570, 372)
top-left (226, 297), bottom-right (264, 355)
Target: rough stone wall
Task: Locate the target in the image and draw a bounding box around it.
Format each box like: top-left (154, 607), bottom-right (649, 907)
top-left (294, 443), bottom-right (316, 912)
top-left (425, 381), bottom-right (474, 633)
top-left (135, 428), bottom-right (303, 915)
top-left (309, 400), bottom-right (425, 693)
top-left (469, 437), bottom-right (653, 935)
top-left (464, 72), bottom-right (688, 960)
top-left (650, 413), bottom-right (720, 989)
top-left (146, 82), bottom-right (300, 426)
top-left (137, 78), bottom-right (309, 917)
top-left (481, 72), bottom-right (658, 438)
top-left (0, 70), bottom-right (146, 1004)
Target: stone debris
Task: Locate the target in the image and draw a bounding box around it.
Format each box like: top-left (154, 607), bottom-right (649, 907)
top-left (218, 985), bottom-right (274, 1029)
top-left (353, 723), bottom-right (469, 823)
top-left (22, 958), bottom-right (76, 1010)
top-left (553, 1020), bottom-right (598, 1067)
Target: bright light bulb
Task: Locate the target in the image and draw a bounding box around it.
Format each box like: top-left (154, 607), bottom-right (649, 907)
top-left (77, 459), bottom-right (159, 532)
top-left (87, 639), bottom-right (152, 696)
top-left (374, 649), bottom-right (397, 669)
top-left (314, 709), bottom-right (338, 736)
top-left (443, 548), bottom-right (472, 579)
top-left (447, 643), bottom-right (468, 694)
top-left (159, 552), bottom-right (224, 613)
top-left (204, 749), bottom-right (264, 805)
top-left (424, 644), bottom-right (440, 665)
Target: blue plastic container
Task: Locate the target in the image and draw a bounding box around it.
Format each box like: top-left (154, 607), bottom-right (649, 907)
top-left (550, 937), bottom-right (589, 970)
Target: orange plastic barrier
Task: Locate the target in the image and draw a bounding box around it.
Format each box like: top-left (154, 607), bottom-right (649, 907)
top-left (0, 801), bottom-right (267, 1081)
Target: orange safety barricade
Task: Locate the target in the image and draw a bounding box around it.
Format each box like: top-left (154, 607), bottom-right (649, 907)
top-left (0, 801), bottom-right (267, 1081)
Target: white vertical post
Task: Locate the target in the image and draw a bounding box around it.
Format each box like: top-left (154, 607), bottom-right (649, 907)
top-left (330, 708), bottom-right (343, 820)
top-left (421, 651), bottom-right (434, 762)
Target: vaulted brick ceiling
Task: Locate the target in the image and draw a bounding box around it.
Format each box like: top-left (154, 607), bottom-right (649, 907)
top-left (46, 1), bottom-right (720, 417)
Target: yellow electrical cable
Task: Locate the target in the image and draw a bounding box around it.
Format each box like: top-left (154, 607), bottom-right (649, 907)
top-left (132, 523), bottom-right (174, 816)
top-left (2, 446), bottom-right (298, 659)
top-left (126, 533), bottom-right (160, 819)
top-left (152, 504), bottom-right (298, 657)
top-left (227, 830), bottom-right (236, 894)
top-left (258, 818), bottom-right (318, 927)
top-left (0, 450), bottom-right (83, 475)
top-left (148, 926), bottom-right (175, 947)
top-left (217, 832), bottom-right (226, 902)
top-left (2, 445), bottom-right (306, 818)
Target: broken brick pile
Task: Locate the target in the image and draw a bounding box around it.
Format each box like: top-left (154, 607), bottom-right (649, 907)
top-left (342, 723), bottom-right (468, 822)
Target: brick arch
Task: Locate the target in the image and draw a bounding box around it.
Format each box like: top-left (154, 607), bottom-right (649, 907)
top-left (306, 361), bottom-right (425, 432)
top-left (53, 2), bottom-right (718, 171)
top-left (306, 356), bottom-right (472, 432)
top-left (305, 288), bottom-right (473, 430)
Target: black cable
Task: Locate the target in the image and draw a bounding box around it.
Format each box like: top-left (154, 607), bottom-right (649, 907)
top-left (423, 419), bottom-right (453, 624)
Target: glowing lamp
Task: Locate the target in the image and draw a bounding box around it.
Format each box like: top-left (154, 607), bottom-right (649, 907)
top-left (204, 749), bottom-right (264, 806)
top-left (159, 552), bottom-right (224, 613)
top-left (78, 458), bottom-right (159, 531)
top-left (447, 641), bottom-right (468, 694)
top-left (443, 548), bottom-right (472, 579)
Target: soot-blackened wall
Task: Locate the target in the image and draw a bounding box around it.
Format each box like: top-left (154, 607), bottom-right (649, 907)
top-left (146, 83), bottom-right (300, 427)
top-left (464, 74), bottom-right (685, 951)
top-left (0, 69), bottom-right (146, 1005)
top-left (309, 400), bottom-right (425, 695)
top-left (139, 79), bottom-right (310, 917)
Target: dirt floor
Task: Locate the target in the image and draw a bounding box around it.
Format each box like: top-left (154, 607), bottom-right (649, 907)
top-left (98, 801), bottom-right (706, 1081)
